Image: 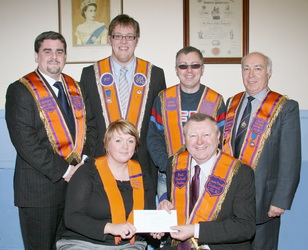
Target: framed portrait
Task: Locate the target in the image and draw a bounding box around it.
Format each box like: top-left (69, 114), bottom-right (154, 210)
top-left (183, 0), bottom-right (249, 64)
top-left (58, 0), bottom-right (123, 64)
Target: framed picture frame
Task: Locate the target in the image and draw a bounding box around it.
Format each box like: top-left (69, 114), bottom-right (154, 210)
top-left (58, 0), bottom-right (123, 64)
top-left (183, 0), bottom-right (249, 64)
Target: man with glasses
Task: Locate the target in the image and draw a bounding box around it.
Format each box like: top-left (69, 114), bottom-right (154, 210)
top-left (147, 46), bottom-right (226, 202)
top-left (79, 14), bottom-right (166, 208)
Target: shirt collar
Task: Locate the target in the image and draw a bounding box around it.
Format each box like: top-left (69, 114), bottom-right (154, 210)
top-left (110, 56), bottom-right (136, 75)
top-left (38, 69), bottom-right (62, 86)
top-left (245, 88), bottom-right (268, 102)
top-left (191, 151), bottom-right (218, 172)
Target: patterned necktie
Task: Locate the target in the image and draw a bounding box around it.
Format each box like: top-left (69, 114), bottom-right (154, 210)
top-left (190, 165), bottom-right (201, 213)
top-left (234, 96), bottom-right (254, 158)
top-left (119, 67), bottom-right (130, 117)
top-left (53, 81), bottom-right (75, 134)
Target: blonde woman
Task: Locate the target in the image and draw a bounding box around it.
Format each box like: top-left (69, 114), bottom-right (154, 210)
top-left (57, 120), bottom-right (154, 249)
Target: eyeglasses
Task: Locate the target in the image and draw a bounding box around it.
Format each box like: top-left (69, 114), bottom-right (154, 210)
top-left (177, 64), bottom-right (202, 70)
top-left (111, 34), bottom-right (137, 41)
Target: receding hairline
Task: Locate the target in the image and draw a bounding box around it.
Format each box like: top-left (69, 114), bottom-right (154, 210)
top-left (241, 52), bottom-right (272, 73)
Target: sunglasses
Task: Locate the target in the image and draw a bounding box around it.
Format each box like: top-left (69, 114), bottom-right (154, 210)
top-left (177, 64), bottom-right (202, 70)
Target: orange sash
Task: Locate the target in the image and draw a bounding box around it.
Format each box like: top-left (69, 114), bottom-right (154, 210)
top-left (223, 91), bottom-right (287, 169)
top-left (171, 151), bottom-right (240, 226)
top-left (161, 85), bottom-right (223, 156)
top-left (95, 57), bottom-right (151, 132)
top-left (20, 71), bottom-right (86, 163)
top-left (95, 156), bottom-right (145, 245)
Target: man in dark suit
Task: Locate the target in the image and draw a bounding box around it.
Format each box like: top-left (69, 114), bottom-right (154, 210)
top-left (153, 113), bottom-right (255, 249)
top-left (5, 31), bottom-right (96, 250)
top-left (79, 14), bottom-right (166, 206)
top-left (222, 52), bottom-right (301, 249)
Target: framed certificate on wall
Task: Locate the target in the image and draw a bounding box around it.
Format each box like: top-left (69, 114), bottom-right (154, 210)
top-left (183, 0), bottom-right (249, 64)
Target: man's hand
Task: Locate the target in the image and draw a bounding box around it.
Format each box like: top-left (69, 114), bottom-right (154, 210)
top-left (170, 224), bottom-right (195, 241)
top-left (268, 205), bottom-right (285, 218)
top-left (157, 200), bottom-right (174, 213)
top-left (64, 162), bottom-right (84, 182)
top-left (150, 200), bottom-right (175, 239)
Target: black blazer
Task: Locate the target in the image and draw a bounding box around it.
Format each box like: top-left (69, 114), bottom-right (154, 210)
top-left (226, 97), bottom-right (301, 224)
top-left (166, 155), bottom-right (256, 250)
top-left (5, 74), bottom-right (97, 207)
top-left (79, 60), bottom-right (166, 205)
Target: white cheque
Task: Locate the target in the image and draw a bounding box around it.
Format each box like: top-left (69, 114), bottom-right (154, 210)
top-left (134, 210), bottom-right (178, 233)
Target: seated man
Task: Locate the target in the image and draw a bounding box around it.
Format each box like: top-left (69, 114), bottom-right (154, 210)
top-left (155, 113), bottom-right (255, 249)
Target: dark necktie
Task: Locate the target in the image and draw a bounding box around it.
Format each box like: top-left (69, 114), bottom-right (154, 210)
top-left (234, 96), bottom-right (254, 158)
top-left (190, 165), bottom-right (201, 214)
top-left (53, 81), bottom-right (75, 134)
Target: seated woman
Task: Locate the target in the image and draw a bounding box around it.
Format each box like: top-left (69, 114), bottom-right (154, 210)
top-left (57, 119), bottom-right (153, 249)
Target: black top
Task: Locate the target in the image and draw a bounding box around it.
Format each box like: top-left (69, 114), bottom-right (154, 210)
top-left (61, 159), bottom-right (154, 246)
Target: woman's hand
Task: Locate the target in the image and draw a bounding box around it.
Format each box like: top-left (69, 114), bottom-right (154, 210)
top-left (104, 222), bottom-right (136, 239)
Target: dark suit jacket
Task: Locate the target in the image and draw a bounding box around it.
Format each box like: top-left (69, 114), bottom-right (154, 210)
top-left (79, 59), bottom-right (166, 206)
top-left (5, 73), bottom-right (97, 207)
top-left (225, 96), bottom-right (301, 224)
top-left (166, 155), bottom-right (256, 250)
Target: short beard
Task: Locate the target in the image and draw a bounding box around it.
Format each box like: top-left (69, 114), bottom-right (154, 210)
top-left (47, 66), bottom-right (61, 75)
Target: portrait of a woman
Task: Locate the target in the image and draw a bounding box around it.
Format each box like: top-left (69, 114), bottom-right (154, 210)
top-left (75, 0), bottom-right (108, 45)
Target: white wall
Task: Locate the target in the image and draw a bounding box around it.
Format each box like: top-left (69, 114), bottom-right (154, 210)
top-left (1, 0), bottom-right (308, 109)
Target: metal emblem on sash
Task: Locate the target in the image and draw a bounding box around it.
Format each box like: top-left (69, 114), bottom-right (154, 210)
top-left (241, 120), bottom-right (247, 128)
top-left (105, 90), bottom-right (112, 103)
